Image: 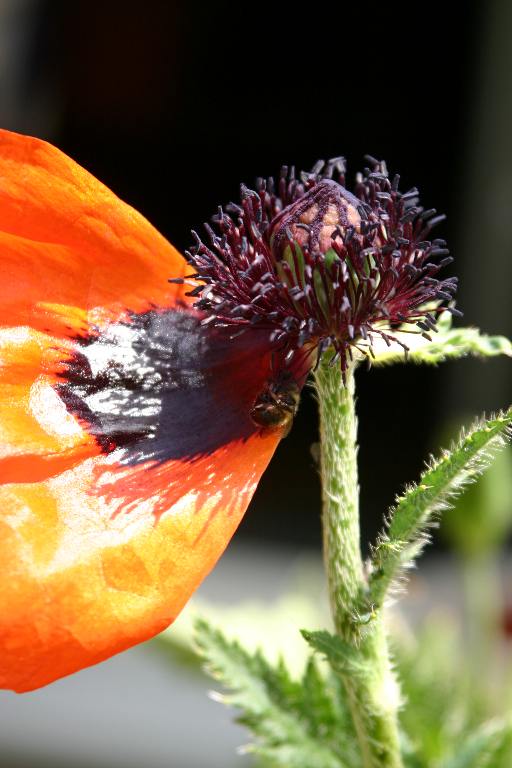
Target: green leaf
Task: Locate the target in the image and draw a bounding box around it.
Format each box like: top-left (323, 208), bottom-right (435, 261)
top-left (369, 313), bottom-right (512, 367)
top-left (443, 719), bottom-right (512, 768)
top-left (303, 628), bottom-right (404, 768)
top-left (368, 408), bottom-right (512, 610)
top-left (301, 629), bottom-right (371, 679)
top-left (300, 658), bottom-right (359, 765)
top-left (194, 618), bottom-right (352, 768)
top-left (441, 443), bottom-right (512, 556)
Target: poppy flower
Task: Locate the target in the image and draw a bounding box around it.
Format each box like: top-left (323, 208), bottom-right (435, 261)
top-left (0, 130), bottom-right (457, 692)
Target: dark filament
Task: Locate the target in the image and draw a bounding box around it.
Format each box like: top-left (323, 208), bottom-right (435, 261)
top-left (170, 156), bottom-right (460, 378)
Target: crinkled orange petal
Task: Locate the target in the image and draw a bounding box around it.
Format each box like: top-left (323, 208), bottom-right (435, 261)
top-left (0, 129), bottom-right (187, 335)
top-left (0, 130), bottom-right (287, 693)
top-left (0, 428), bottom-right (279, 693)
top-left (0, 322), bottom-right (283, 693)
top-left (0, 327), bottom-right (100, 483)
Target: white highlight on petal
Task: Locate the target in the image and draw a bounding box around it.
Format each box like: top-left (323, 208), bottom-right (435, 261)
top-left (82, 323), bottom-right (139, 377)
top-left (29, 377), bottom-right (83, 439)
top-left (0, 325), bottom-right (32, 352)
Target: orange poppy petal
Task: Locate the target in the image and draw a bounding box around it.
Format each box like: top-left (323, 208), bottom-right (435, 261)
top-left (0, 129), bottom-right (187, 334)
top-left (0, 304), bottom-right (289, 691)
top-left (0, 130), bottom-right (301, 693)
top-left (0, 327), bottom-right (100, 482)
top-left (0, 426), bottom-right (279, 693)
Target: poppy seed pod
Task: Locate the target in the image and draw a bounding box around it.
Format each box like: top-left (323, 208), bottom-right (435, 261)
top-left (182, 156), bottom-right (459, 378)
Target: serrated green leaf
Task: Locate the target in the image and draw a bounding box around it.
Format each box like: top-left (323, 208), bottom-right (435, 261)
top-left (301, 658), bottom-right (344, 732)
top-left (301, 629), bottom-right (371, 679)
top-left (369, 313), bottom-right (512, 366)
top-left (303, 628), bottom-right (403, 768)
top-left (194, 618), bottom-right (351, 768)
top-left (368, 408), bottom-right (512, 610)
top-left (442, 719), bottom-right (512, 768)
top-left (441, 443), bottom-right (512, 555)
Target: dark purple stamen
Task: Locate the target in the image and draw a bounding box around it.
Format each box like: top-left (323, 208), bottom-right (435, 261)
top-left (174, 157), bottom-right (459, 377)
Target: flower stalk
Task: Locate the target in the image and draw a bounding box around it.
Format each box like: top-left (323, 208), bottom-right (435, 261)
top-left (314, 359), bottom-right (403, 768)
top-left (315, 361), bottom-right (363, 640)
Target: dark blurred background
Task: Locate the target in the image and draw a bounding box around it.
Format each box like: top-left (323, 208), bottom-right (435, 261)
top-left (1, 2), bottom-right (512, 767)
top-left (1, 0), bottom-right (510, 549)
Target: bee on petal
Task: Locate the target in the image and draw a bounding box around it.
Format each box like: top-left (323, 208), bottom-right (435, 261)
top-left (250, 375), bottom-right (300, 435)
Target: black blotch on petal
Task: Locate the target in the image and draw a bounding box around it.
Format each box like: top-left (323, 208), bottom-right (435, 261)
top-left (57, 309), bottom-right (272, 464)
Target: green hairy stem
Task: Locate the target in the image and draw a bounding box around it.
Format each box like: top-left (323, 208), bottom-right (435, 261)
top-left (315, 363), bottom-right (362, 639)
top-left (314, 361), bottom-right (403, 768)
